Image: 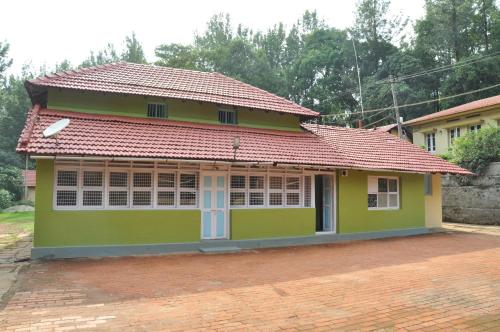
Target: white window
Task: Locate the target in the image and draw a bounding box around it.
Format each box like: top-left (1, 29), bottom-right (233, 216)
top-left (286, 176), bottom-right (301, 206)
top-left (218, 107), bottom-right (237, 124)
top-left (268, 176), bottom-right (283, 206)
top-left (132, 172), bottom-right (153, 207)
top-left (108, 171), bottom-right (129, 207)
top-left (82, 170), bottom-right (104, 207)
top-left (469, 124), bottom-right (481, 133)
top-left (425, 133), bottom-right (436, 152)
top-left (249, 175), bottom-right (265, 206)
top-left (230, 175), bottom-right (247, 207)
top-left (449, 127), bottom-right (460, 145)
top-left (368, 176), bottom-right (399, 210)
top-left (179, 173), bottom-right (198, 207)
top-left (55, 169), bottom-right (78, 207)
top-left (147, 103), bottom-right (167, 118)
top-left (304, 176), bottom-right (312, 207)
top-left (157, 172), bottom-right (176, 207)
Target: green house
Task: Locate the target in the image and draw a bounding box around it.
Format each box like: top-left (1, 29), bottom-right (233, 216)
top-left (17, 62), bottom-right (469, 259)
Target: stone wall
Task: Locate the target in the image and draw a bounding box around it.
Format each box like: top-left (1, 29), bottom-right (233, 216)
top-left (442, 162), bottom-right (500, 225)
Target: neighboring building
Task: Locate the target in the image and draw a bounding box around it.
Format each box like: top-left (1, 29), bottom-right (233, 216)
top-left (371, 123), bottom-right (411, 141)
top-left (405, 95), bottom-right (500, 155)
top-left (17, 62), bottom-right (468, 259)
top-left (21, 170), bottom-right (36, 201)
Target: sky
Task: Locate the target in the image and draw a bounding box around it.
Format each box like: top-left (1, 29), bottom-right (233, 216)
top-left (2, 0), bottom-right (425, 75)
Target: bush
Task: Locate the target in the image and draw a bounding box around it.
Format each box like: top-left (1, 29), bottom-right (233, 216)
top-left (0, 189), bottom-right (13, 210)
top-left (13, 199), bottom-right (34, 207)
top-left (0, 166), bottom-right (23, 201)
top-left (449, 127), bottom-right (500, 175)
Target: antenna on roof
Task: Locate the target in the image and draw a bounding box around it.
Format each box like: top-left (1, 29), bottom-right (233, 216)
top-left (43, 119), bottom-right (70, 146)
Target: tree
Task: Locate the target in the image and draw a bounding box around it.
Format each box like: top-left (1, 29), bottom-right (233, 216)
top-left (0, 41), bottom-right (13, 83)
top-left (80, 43), bottom-right (120, 68)
top-left (122, 32), bottom-right (147, 64)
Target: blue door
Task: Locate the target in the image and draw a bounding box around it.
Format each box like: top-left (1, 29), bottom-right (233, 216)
top-left (201, 174), bottom-right (227, 239)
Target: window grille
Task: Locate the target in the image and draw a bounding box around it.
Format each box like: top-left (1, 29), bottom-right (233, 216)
top-left (147, 103), bottom-right (167, 118)
top-left (55, 169), bottom-right (78, 207)
top-left (218, 108), bottom-right (237, 124)
top-left (268, 176), bottom-right (283, 206)
top-left (82, 170), bottom-right (103, 207)
top-left (249, 175), bottom-right (265, 206)
top-left (304, 176), bottom-right (312, 207)
top-left (179, 173), bottom-right (198, 206)
top-left (286, 176), bottom-right (301, 206)
top-left (109, 172), bottom-right (129, 207)
top-left (132, 172), bottom-right (152, 207)
top-left (157, 173), bottom-right (176, 206)
top-left (368, 176), bottom-right (399, 209)
top-left (230, 175), bottom-right (247, 206)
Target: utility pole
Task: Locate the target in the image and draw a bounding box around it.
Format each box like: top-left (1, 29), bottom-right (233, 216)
top-left (389, 75), bottom-right (403, 138)
top-left (351, 38), bottom-right (364, 118)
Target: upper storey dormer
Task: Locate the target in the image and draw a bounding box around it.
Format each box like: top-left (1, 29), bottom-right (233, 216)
top-left (25, 62), bottom-right (318, 132)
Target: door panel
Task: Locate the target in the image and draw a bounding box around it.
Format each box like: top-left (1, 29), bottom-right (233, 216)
top-left (322, 176), bottom-right (333, 232)
top-left (201, 174), bottom-right (227, 239)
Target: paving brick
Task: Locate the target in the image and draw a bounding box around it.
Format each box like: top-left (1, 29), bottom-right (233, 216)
top-left (0, 232), bottom-right (499, 331)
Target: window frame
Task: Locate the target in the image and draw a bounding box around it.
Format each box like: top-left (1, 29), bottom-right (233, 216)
top-left (54, 167), bottom-right (80, 210)
top-left (367, 176), bottom-right (400, 211)
top-left (469, 124), bottom-right (481, 133)
top-left (147, 102), bottom-right (167, 119)
top-left (81, 168), bottom-right (105, 209)
top-left (285, 175), bottom-right (301, 207)
top-left (218, 107), bottom-right (238, 125)
top-left (425, 132), bottom-right (436, 153)
top-left (449, 127), bottom-right (461, 145)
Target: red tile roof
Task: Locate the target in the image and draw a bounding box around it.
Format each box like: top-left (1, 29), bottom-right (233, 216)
top-left (303, 124), bottom-right (470, 175)
top-left (404, 95), bottom-right (500, 125)
top-left (27, 62), bottom-right (318, 118)
top-left (17, 108), bottom-right (470, 175)
top-left (22, 170), bottom-right (36, 187)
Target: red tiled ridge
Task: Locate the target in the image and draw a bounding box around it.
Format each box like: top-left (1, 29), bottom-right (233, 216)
top-left (17, 108), bottom-right (471, 175)
top-left (404, 95), bottom-right (500, 125)
top-left (27, 62), bottom-right (318, 117)
top-left (303, 124), bottom-right (471, 175)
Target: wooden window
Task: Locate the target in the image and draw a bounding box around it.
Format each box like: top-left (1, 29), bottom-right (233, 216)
top-left (157, 173), bottom-right (176, 207)
top-left (286, 176), bottom-right (301, 206)
top-left (230, 175), bottom-right (247, 206)
top-left (55, 170), bottom-right (78, 207)
top-left (179, 173), bottom-right (198, 207)
top-left (249, 175), bottom-right (265, 206)
top-left (469, 124), bottom-right (481, 133)
top-left (82, 170), bottom-right (104, 207)
top-left (268, 176), bottom-right (283, 206)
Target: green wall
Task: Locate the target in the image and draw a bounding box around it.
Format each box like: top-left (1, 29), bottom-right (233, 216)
top-left (47, 88), bottom-right (302, 131)
top-left (34, 160), bottom-right (200, 247)
top-left (337, 171), bottom-right (425, 233)
top-left (230, 208), bottom-right (315, 240)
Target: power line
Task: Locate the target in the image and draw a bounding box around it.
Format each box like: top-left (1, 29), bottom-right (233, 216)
top-left (320, 82), bottom-right (500, 118)
top-left (362, 115), bottom-right (393, 129)
top-left (376, 51), bottom-right (500, 84)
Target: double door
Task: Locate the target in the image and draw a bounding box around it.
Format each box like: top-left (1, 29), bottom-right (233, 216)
top-left (201, 173), bottom-right (227, 239)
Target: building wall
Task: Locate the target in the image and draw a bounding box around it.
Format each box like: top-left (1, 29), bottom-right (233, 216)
top-left (47, 88), bottom-right (302, 132)
top-left (425, 174), bottom-right (442, 228)
top-left (337, 171), bottom-right (425, 233)
top-left (412, 107), bottom-right (499, 155)
top-left (34, 160), bottom-right (201, 247)
top-left (230, 208), bottom-right (315, 240)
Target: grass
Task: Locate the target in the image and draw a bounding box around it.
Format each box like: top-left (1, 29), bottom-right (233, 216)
top-left (0, 211), bottom-right (34, 248)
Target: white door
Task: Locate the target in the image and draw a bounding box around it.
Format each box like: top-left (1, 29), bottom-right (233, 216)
top-left (322, 175), bottom-right (333, 232)
top-left (201, 173), bottom-right (228, 239)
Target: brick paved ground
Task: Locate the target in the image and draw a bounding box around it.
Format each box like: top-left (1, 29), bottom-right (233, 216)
top-left (1, 232), bottom-right (499, 331)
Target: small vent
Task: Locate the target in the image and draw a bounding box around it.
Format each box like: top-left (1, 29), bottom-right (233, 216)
top-left (341, 170), bottom-right (349, 177)
top-left (147, 103), bottom-right (167, 118)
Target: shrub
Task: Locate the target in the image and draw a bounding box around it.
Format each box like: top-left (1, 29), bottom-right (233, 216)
top-left (449, 127), bottom-right (500, 175)
top-left (13, 199), bottom-right (34, 207)
top-left (0, 189), bottom-right (13, 210)
top-left (0, 166), bottom-right (23, 201)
